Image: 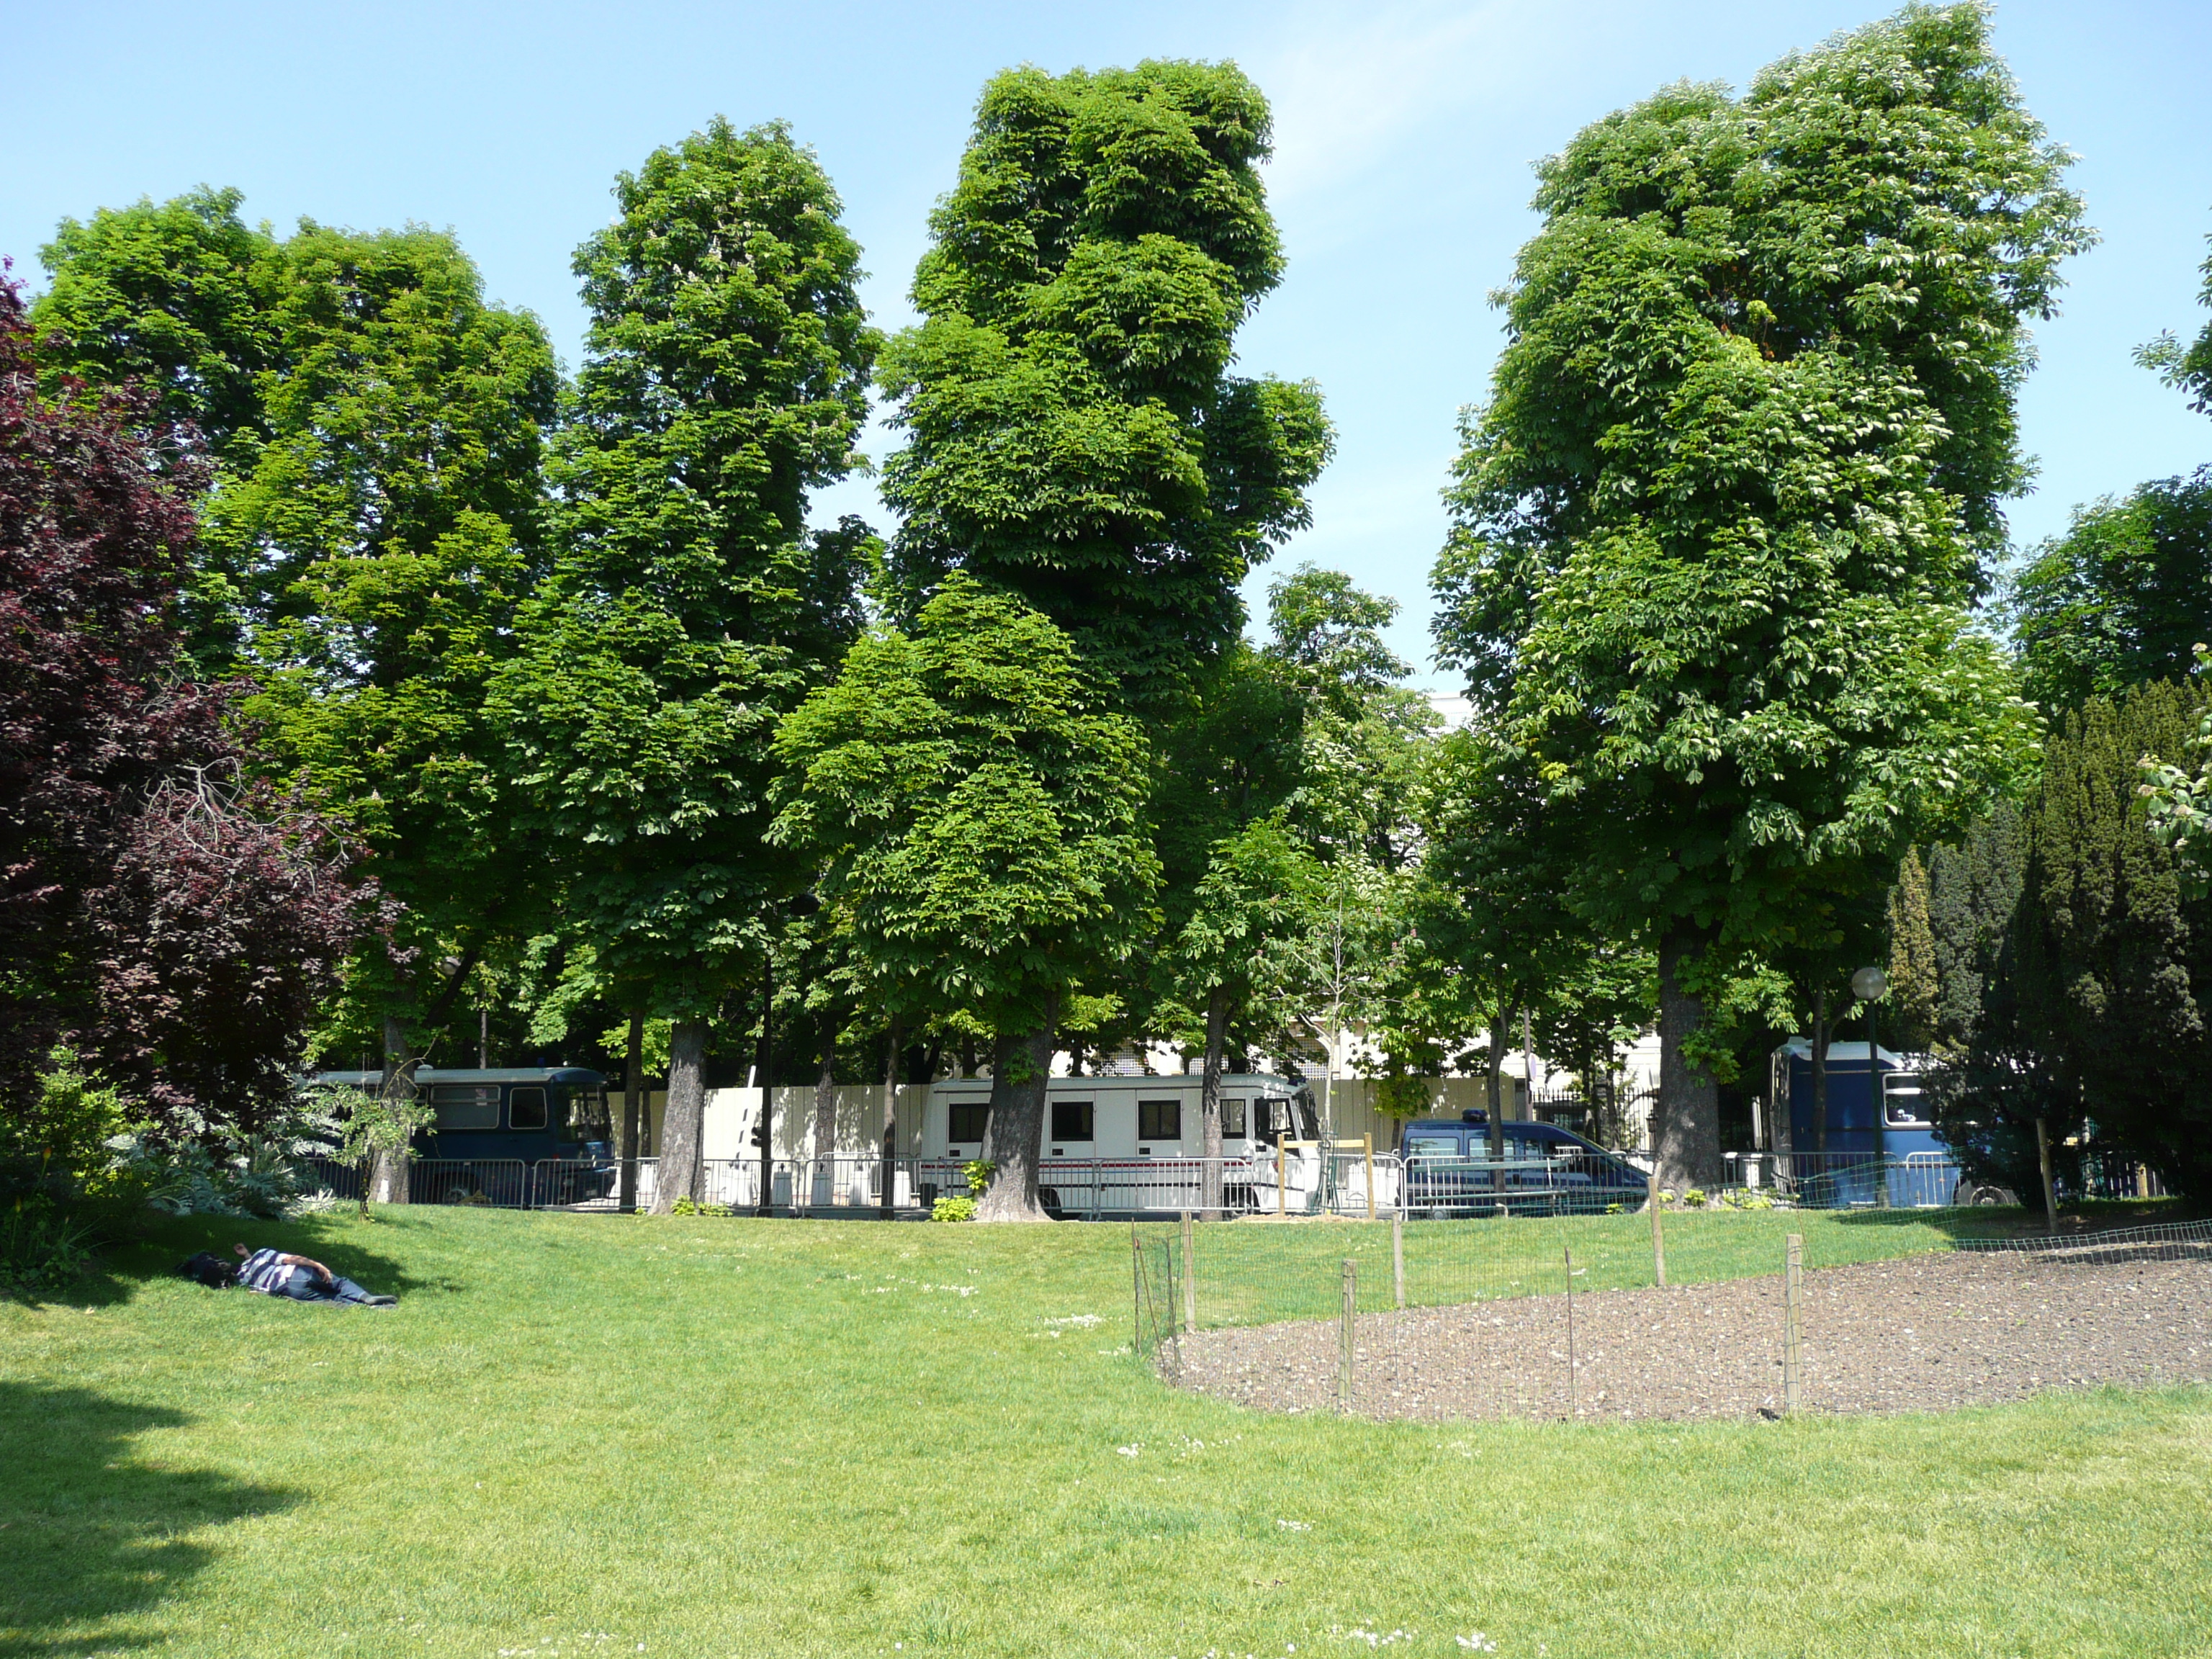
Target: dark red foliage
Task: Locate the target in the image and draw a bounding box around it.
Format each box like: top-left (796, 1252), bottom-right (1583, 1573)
top-left (1, 275), bottom-right (366, 1130)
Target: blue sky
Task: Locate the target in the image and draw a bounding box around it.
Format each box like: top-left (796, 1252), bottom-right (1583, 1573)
top-left (7, 0), bottom-right (2208, 688)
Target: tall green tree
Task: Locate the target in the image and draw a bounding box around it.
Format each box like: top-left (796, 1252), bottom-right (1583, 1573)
top-left (1429, 3), bottom-right (2081, 1187)
top-left (1943, 684), bottom-right (2212, 1202)
top-left (773, 576), bottom-right (1160, 1220)
top-left (863, 59), bottom-right (1327, 1203)
top-left (1885, 848), bottom-right (1941, 1053)
top-left (225, 224), bottom-right (559, 1196)
top-left (495, 119), bottom-right (878, 1211)
top-left (1925, 801), bottom-right (2028, 1055)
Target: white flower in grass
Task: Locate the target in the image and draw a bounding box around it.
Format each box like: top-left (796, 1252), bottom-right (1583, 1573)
top-left (1276, 1518), bottom-right (1311, 1531)
top-left (1117, 1443), bottom-right (1142, 1457)
top-left (1455, 1636), bottom-right (1496, 1653)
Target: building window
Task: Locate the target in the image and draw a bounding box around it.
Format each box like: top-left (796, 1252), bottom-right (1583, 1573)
top-left (1051, 1101), bottom-right (1094, 1141)
top-left (1220, 1100), bottom-right (1246, 1139)
top-left (428, 1084), bottom-right (498, 1131)
top-left (1138, 1099), bottom-right (1182, 1141)
top-left (949, 1102), bottom-right (989, 1143)
top-left (508, 1087), bottom-right (548, 1131)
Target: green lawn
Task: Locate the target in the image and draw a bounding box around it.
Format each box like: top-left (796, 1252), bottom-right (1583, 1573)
top-left (4, 1206), bottom-right (2208, 1658)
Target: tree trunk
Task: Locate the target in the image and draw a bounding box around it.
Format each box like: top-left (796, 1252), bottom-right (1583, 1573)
top-left (1812, 990), bottom-right (1830, 1155)
top-left (976, 1017), bottom-right (1056, 1222)
top-left (959, 1035), bottom-right (976, 1079)
top-left (1485, 999), bottom-right (1516, 1198)
top-left (809, 1014), bottom-right (840, 1214)
top-left (374, 1013), bottom-right (418, 1208)
top-left (878, 1019), bottom-right (901, 1219)
top-left (1200, 984), bottom-right (1228, 1220)
top-left (619, 1010), bottom-right (643, 1213)
top-left (755, 958), bottom-right (775, 1218)
top-left (653, 1019), bottom-right (707, 1213)
top-left (1655, 930), bottom-right (1722, 1191)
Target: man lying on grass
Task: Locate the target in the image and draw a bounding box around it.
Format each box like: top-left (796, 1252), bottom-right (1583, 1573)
top-left (177, 1246), bottom-right (396, 1305)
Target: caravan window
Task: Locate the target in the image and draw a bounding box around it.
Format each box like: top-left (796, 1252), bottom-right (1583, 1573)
top-left (1138, 1100), bottom-right (1182, 1140)
top-left (429, 1084), bottom-right (498, 1131)
top-left (1220, 1100), bottom-right (1246, 1138)
top-left (1051, 1101), bottom-right (1094, 1141)
top-left (508, 1087), bottom-right (548, 1131)
top-left (948, 1102), bottom-right (989, 1143)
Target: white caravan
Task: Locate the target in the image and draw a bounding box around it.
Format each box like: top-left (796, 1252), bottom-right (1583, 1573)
top-left (920, 1073), bottom-right (1374, 1216)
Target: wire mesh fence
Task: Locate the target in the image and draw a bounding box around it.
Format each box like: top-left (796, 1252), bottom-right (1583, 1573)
top-left (1148, 1209), bottom-right (2212, 1424)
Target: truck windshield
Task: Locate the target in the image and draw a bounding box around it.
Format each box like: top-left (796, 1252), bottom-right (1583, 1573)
top-left (563, 1086), bottom-right (612, 1142)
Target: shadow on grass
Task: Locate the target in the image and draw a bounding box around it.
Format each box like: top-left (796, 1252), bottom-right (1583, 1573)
top-left (1822, 1195), bottom-right (2203, 1241)
top-left (0, 1380), bottom-right (299, 1655)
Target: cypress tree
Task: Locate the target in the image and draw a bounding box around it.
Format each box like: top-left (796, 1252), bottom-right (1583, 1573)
top-left (1885, 848), bottom-right (1941, 1054)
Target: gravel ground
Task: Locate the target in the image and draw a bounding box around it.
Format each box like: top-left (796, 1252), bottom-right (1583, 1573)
top-left (1173, 1244), bottom-right (2212, 1422)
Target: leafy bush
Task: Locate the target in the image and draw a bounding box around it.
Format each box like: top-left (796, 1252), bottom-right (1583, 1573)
top-left (962, 1159), bottom-right (997, 1195)
top-left (670, 1196), bottom-right (732, 1218)
top-left (104, 1129), bottom-right (315, 1219)
top-left (931, 1196), bottom-right (977, 1223)
top-left (0, 1049), bottom-right (145, 1293)
top-left (0, 1202), bottom-right (96, 1296)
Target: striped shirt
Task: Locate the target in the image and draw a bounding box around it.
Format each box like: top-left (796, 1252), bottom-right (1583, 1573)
top-left (236, 1248), bottom-right (297, 1295)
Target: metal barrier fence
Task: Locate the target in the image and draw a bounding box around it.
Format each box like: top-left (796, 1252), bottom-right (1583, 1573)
top-left (289, 1150), bottom-right (2005, 1218)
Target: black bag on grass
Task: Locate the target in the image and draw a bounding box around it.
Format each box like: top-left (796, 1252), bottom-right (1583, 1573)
top-left (178, 1251), bottom-right (235, 1289)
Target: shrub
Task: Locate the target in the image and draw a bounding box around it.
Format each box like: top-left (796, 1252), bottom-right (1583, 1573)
top-left (962, 1159), bottom-right (997, 1195)
top-left (670, 1196), bottom-right (732, 1218)
top-left (932, 1196), bottom-right (977, 1223)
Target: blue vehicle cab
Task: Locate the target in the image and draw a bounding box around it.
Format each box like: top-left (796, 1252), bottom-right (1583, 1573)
top-left (1400, 1112), bottom-right (1649, 1217)
top-left (1769, 1040), bottom-right (1964, 1207)
top-left (310, 1067), bottom-right (615, 1205)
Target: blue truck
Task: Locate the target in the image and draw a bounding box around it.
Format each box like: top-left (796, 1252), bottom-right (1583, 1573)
top-left (1766, 1040), bottom-right (1990, 1207)
top-left (310, 1067), bottom-right (617, 1206)
top-left (1398, 1112), bottom-right (1650, 1216)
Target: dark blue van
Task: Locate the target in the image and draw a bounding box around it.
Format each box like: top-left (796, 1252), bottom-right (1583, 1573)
top-left (310, 1067), bottom-right (616, 1206)
top-left (1400, 1112), bottom-right (1649, 1216)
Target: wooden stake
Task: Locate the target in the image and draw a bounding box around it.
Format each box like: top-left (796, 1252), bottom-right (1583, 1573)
top-left (1564, 1244), bottom-right (1578, 1418)
top-left (2036, 1116), bottom-right (2059, 1235)
top-left (1392, 1210), bottom-right (1406, 1310)
top-left (1338, 1258), bottom-right (1357, 1411)
top-left (1648, 1169), bottom-right (1668, 1288)
top-left (1783, 1231), bottom-right (1803, 1416)
top-left (1130, 1222), bottom-right (1143, 1357)
top-left (1180, 1210), bottom-right (1197, 1333)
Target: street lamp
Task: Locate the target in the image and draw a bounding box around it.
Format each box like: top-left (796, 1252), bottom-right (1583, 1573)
top-left (1851, 965), bottom-right (1889, 1192)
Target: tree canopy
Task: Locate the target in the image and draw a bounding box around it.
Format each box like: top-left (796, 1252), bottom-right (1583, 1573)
top-left (1430, 1), bottom-right (2085, 1184)
top-left (878, 60), bottom-right (1331, 718)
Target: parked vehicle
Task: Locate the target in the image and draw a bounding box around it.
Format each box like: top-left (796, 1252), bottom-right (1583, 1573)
top-left (1766, 1040), bottom-right (1975, 1206)
top-left (920, 1073), bottom-right (1324, 1218)
top-left (308, 1068), bottom-right (616, 1206)
top-left (1399, 1113), bottom-right (1650, 1217)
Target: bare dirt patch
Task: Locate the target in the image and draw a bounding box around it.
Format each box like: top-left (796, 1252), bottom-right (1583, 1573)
top-left (1173, 1247), bottom-right (2212, 1422)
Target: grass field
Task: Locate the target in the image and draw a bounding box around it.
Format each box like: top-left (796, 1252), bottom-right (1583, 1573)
top-left (4, 1205), bottom-right (2208, 1658)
